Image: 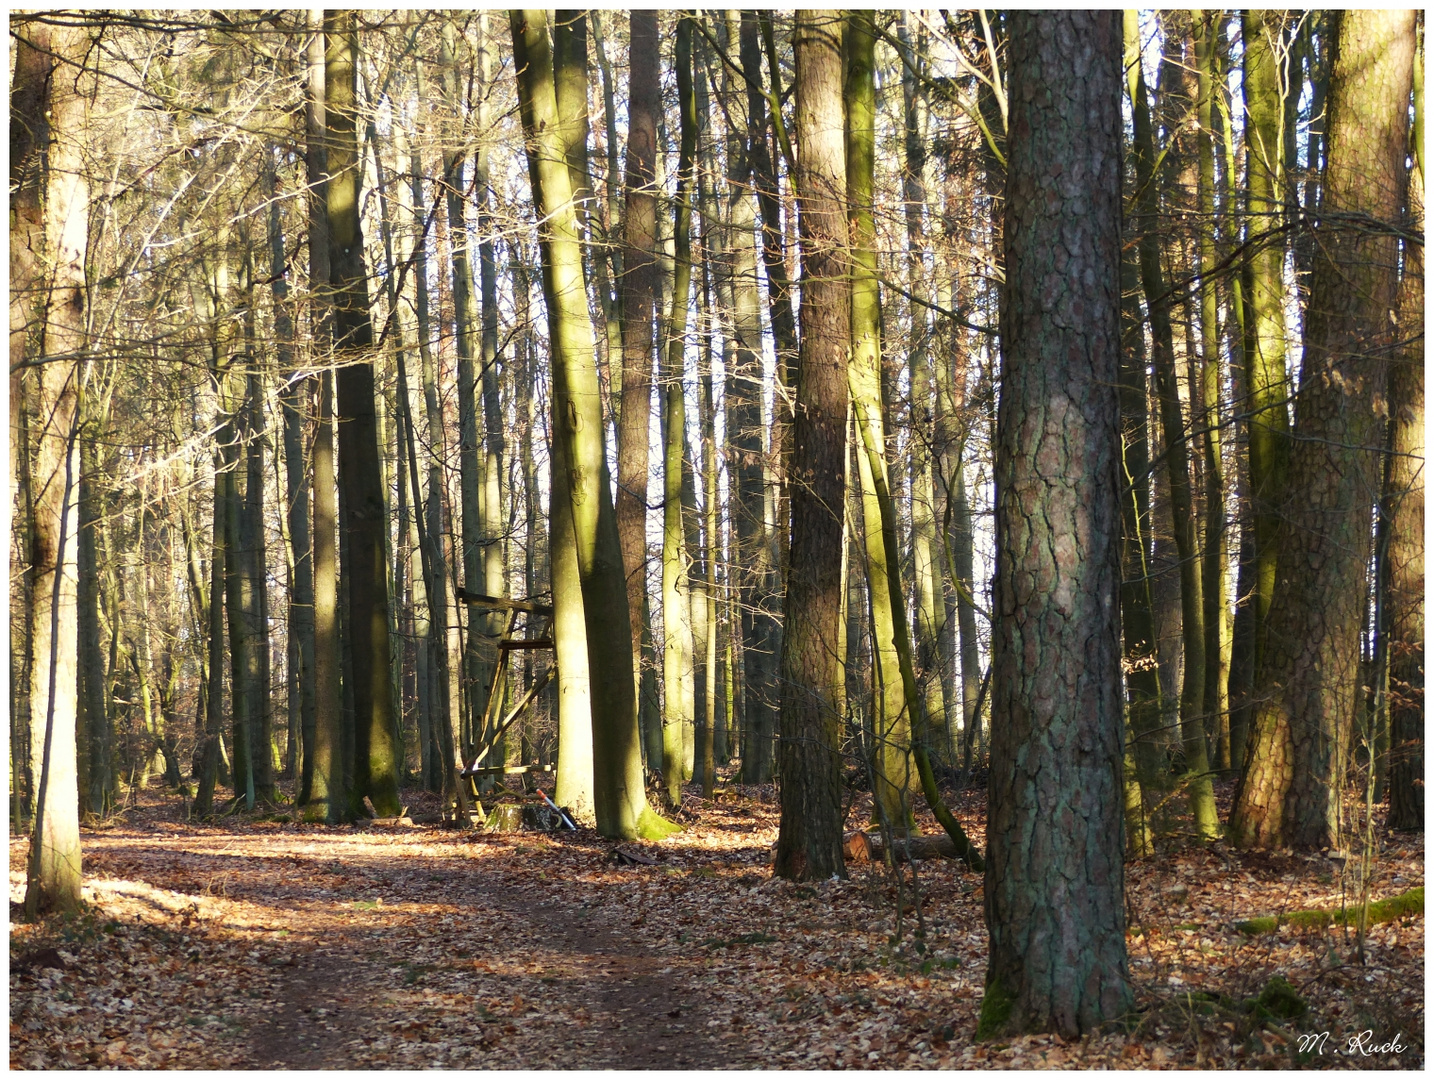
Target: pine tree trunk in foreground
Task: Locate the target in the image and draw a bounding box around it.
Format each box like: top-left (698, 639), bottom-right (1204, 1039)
top-left (981, 11), bottom-right (1132, 1039)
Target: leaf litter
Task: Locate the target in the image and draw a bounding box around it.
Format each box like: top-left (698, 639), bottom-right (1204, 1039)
top-left (9, 777), bottom-right (1423, 1069)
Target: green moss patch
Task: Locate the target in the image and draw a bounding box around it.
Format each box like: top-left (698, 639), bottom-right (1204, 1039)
top-left (975, 977), bottom-right (1014, 1040)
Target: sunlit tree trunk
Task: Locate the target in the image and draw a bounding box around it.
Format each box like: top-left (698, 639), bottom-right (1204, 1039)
top-left (1228, 11), bottom-right (1293, 766)
top-left (14, 18), bottom-right (89, 915)
top-left (1385, 51), bottom-right (1423, 832)
top-left (1232, 10), bottom-right (1416, 850)
top-left (844, 19), bottom-right (910, 831)
top-left (713, 12), bottom-right (778, 785)
top-left (511, 9), bottom-right (672, 841)
top-left (1192, 11), bottom-right (1232, 772)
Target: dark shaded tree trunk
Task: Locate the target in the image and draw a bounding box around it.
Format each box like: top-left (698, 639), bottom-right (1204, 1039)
top-left (615, 11), bottom-right (659, 728)
top-left (325, 10), bottom-right (401, 818)
top-left (773, 10), bottom-right (849, 883)
top-left (981, 11), bottom-right (1132, 1039)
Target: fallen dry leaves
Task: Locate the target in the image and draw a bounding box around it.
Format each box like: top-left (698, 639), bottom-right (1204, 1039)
top-left (9, 776), bottom-right (1423, 1069)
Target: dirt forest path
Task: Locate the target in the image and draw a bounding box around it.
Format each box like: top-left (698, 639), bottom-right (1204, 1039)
top-left (10, 783), bottom-right (1425, 1070)
top-left (246, 846), bottom-right (746, 1069)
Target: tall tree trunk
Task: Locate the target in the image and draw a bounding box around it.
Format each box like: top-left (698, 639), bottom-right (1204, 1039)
top-left (475, 13), bottom-right (510, 755)
top-left (714, 13), bottom-right (778, 785)
top-left (1385, 49), bottom-right (1423, 832)
top-left (897, 15), bottom-right (951, 763)
top-left (270, 159), bottom-right (315, 798)
top-left (982, 11), bottom-right (1132, 1038)
top-left (438, 20), bottom-right (492, 763)
top-left (773, 10), bottom-right (849, 883)
top-left (1228, 11), bottom-right (1294, 770)
top-left (660, 16), bottom-right (698, 809)
top-left (1193, 11), bottom-right (1232, 772)
top-left (615, 11), bottom-right (660, 731)
top-left (76, 436), bottom-right (109, 816)
top-left (844, 18), bottom-right (910, 831)
top-left (1124, 11), bottom-right (1218, 840)
top-left (511, 9), bottom-right (673, 841)
top-left (14, 17), bottom-right (89, 915)
top-left (1232, 11), bottom-right (1415, 850)
top-left (326, 11), bottom-right (401, 818)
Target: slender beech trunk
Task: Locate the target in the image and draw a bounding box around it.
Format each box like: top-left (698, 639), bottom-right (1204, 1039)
top-left (1193, 12), bottom-right (1232, 772)
top-left (1124, 11), bottom-right (1218, 840)
top-left (302, 10), bottom-right (341, 819)
top-left (846, 16), bottom-right (981, 868)
top-left (1228, 11), bottom-right (1293, 770)
top-left (845, 21), bottom-right (910, 831)
top-left (1117, 248), bottom-right (1161, 854)
top-left (438, 20), bottom-right (492, 759)
top-left (76, 437), bottom-right (108, 816)
top-left (269, 157), bottom-right (315, 796)
top-left (615, 11), bottom-right (660, 730)
top-left (696, 54), bottom-right (726, 778)
top-left (897, 15), bottom-right (950, 763)
top-left (714, 13), bottom-right (777, 784)
top-left (475, 12), bottom-right (510, 735)
top-left (658, 16), bottom-right (699, 808)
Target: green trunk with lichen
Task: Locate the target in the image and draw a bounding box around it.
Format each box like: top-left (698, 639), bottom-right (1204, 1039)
top-left (511, 10), bottom-right (676, 841)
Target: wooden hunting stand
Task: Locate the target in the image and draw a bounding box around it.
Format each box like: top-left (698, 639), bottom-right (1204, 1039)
top-left (456, 592), bottom-right (556, 802)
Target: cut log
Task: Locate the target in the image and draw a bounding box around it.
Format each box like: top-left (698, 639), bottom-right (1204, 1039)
top-left (843, 830), bottom-right (873, 864)
top-left (866, 831), bottom-right (970, 865)
top-left (483, 802), bottom-right (569, 833)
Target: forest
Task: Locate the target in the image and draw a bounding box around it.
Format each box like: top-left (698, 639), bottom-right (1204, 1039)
top-left (9, 8), bottom-right (1424, 1069)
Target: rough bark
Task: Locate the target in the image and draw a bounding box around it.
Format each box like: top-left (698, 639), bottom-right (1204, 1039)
top-left (1231, 10), bottom-right (1415, 851)
top-left (981, 11), bottom-right (1132, 1039)
top-left (773, 10), bottom-right (849, 883)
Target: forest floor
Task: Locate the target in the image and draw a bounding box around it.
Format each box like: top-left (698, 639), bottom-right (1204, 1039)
top-left (9, 774), bottom-right (1424, 1070)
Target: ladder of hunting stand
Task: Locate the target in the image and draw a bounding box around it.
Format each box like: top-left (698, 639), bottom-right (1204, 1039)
top-left (457, 592), bottom-right (556, 795)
